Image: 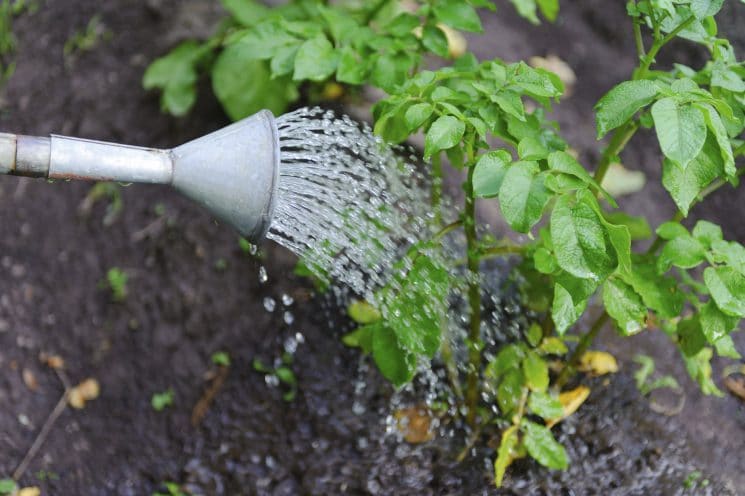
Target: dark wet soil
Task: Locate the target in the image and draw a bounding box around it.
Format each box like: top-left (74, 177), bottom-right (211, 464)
top-left (0, 1), bottom-right (743, 495)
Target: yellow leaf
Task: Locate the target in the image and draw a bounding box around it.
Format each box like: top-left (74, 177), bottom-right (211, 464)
top-left (578, 350), bottom-right (618, 376)
top-left (439, 24), bottom-right (467, 58)
top-left (18, 487), bottom-right (41, 496)
top-left (493, 425), bottom-right (519, 487)
top-left (547, 385), bottom-right (591, 428)
top-left (394, 406), bottom-right (435, 444)
top-left (347, 300), bottom-right (381, 325)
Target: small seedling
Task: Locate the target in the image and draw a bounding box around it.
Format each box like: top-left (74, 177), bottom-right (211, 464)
top-left (634, 354), bottom-right (681, 395)
top-left (211, 351), bottom-right (231, 367)
top-left (151, 389), bottom-right (174, 412)
top-left (63, 14), bottom-right (111, 61)
top-left (253, 355), bottom-right (297, 402)
top-left (152, 482), bottom-right (187, 496)
top-left (79, 182), bottom-right (123, 226)
top-left (0, 479), bottom-right (16, 496)
top-left (102, 267), bottom-right (128, 302)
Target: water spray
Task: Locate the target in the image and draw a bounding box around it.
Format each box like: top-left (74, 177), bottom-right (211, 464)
top-left (0, 110), bottom-right (279, 242)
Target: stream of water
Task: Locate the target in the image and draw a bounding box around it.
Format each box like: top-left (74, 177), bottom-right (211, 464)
top-left (268, 107), bottom-right (432, 301)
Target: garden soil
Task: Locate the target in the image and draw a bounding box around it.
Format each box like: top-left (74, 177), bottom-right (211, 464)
top-left (0, 1), bottom-right (742, 495)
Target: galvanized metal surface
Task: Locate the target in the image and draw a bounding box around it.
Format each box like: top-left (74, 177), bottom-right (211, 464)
top-left (0, 110), bottom-right (279, 242)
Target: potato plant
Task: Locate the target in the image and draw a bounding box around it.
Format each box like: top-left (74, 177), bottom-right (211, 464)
top-left (145, 0), bottom-right (745, 486)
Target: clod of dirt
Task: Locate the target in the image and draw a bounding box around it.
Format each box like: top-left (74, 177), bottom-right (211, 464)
top-left (67, 379), bottom-right (100, 409)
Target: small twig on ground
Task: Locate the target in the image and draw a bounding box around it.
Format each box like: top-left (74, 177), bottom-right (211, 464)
top-left (191, 366), bottom-right (230, 427)
top-left (455, 425), bottom-right (482, 463)
top-left (12, 368), bottom-right (71, 481)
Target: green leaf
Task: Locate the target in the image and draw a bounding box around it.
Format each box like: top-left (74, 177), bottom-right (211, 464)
top-left (143, 41), bottom-right (206, 116)
top-left (348, 300), bottom-right (382, 325)
top-left (651, 97), bottom-right (707, 168)
top-left (492, 90), bottom-right (526, 121)
top-left (231, 20), bottom-right (299, 58)
top-left (498, 369), bottom-right (525, 414)
top-left (342, 325), bottom-right (374, 353)
top-left (713, 334), bottom-right (741, 359)
top-left (692, 220), bottom-right (723, 248)
top-left (498, 162), bottom-right (551, 233)
top-left (432, 0), bottom-right (483, 32)
top-left (220, 0), bottom-right (271, 27)
top-left (318, 5), bottom-right (359, 42)
top-left (552, 283), bottom-right (580, 335)
top-left (473, 150), bottom-right (511, 198)
top-left (424, 115), bottom-right (465, 159)
top-left (661, 134), bottom-right (723, 216)
top-left (0, 480), bottom-right (16, 494)
top-left (522, 420), bottom-right (569, 470)
top-left (509, 0), bottom-right (540, 24)
top-left (688, 0), bottom-right (724, 19)
top-left (528, 391), bottom-right (564, 419)
top-left (711, 240), bottom-right (745, 276)
top-left (656, 231), bottom-right (707, 272)
top-left (486, 344), bottom-right (526, 380)
top-left (621, 260), bottom-right (683, 319)
top-left (594, 80), bottom-right (660, 137)
top-left (549, 152), bottom-right (616, 205)
top-left (697, 103), bottom-right (735, 179)
top-left (550, 193), bottom-right (615, 280)
top-left (523, 351), bottom-right (549, 392)
top-left (603, 277), bottom-right (647, 336)
top-left (293, 35), bottom-right (338, 81)
top-left (373, 325), bottom-right (416, 387)
top-left (700, 300), bottom-right (739, 344)
top-left (518, 137), bottom-right (549, 160)
top-left (539, 337), bottom-right (568, 355)
top-left (212, 45), bottom-right (295, 120)
top-left (494, 425), bottom-right (519, 487)
top-left (270, 44), bottom-right (300, 77)
top-left (336, 46), bottom-right (367, 84)
top-left (537, 0), bottom-right (559, 21)
top-left (682, 347), bottom-right (723, 396)
top-left (405, 103), bottom-right (435, 131)
top-left (511, 62), bottom-right (563, 98)
top-left (602, 212), bottom-right (652, 240)
top-left (422, 24), bottom-right (450, 58)
top-left (704, 266), bottom-right (745, 317)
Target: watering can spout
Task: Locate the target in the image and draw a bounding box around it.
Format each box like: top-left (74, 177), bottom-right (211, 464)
top-left (0, 110), bottom-right (280, 242)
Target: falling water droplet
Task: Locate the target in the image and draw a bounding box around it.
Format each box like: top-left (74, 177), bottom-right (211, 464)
top-left (263, 297), bottom-right (276, 312)
top-left (258, 266), bottom-right (268, 284)
top-left (283, 311), bottom-right (294, 325)
top-left (281, 293), bottom-right (294, 306)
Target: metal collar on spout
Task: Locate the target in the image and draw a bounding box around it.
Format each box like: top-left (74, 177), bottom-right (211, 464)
top-left (0, 110), bottom-right (280, 243)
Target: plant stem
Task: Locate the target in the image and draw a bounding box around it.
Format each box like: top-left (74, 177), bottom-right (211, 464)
top-left (432, 153), bottom-right (443, 226)
top-left (463, 136), bottom-right (482, 429)
top-left (555, 312), bottom-right (610, 389)
top-left (593, 120), bottom-right (640, 185)
top-left (631, 1), bottom-right (646, 61)
top-left (636, 16), bottom-right (695, 79)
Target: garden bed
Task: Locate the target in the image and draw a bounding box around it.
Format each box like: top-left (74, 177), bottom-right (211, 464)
top-left (0, 1), bottom-right (742, 494)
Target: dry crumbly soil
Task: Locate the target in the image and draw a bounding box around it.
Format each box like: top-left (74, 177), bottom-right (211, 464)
top-left (0, 1), bottom-right (743, 495)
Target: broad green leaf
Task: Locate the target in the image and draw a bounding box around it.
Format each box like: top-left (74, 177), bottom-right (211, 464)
top-left (213, 45), bottom-right (295, 120)
top-left (656, 221), bottom-right (689, 240)
top-left (696, 103), bottom-right (735, 179)
top-left (688, 0), bottom-right (724, 19)
top-left (511, 62), bottom-right (563, 98)
top-left (518, 137), bottom-right (549, 160)
top-left (373, 100), bottom-right (410, 143)
top-left (318, 5), bottom-right (359, 42)
top-left (713, 334), bottom-right (741, 359)
top-left (373, 325), bottom-right (416, 387)
top-left (522, 420), bottom-right (569, 470)
top-left (422, 25), bottom-right (450, 58)
top-left (692, 220), bottom-right (723, 248)
top-left (602, 212), bottom-right (652, 240)
top-left (231, 20), bottom-right (299, 58)
top-left (220, 0), bottom-right (270, 27)
top-left (336, 46), bottom-right (367, 84)
top-left (711, 240), bottom-right (745, 276)
top-left (499, 162), bottom-right (551, 233)
top-left (657, 236), bottom-right (707, 273)
top-left (537, 0), bottom-right (559, 21)
top-left (534, 247), bottom-right (558, 274)
top-left (473, 150), bottom-right (511, 198)
top-left (342, 325), bottom-right (374, 353)
top-left (0, 479), bottom-right (16, 494)
top-left (682, 347), bottom-right (723, 396)
top-left (539, 337), bottom-right (568, 355)
top-left (405, 103), bottom-right (434, 131)
top-left (424, 115), bottom-right (465, 159)
top-left (498, 369), bottom-right (525, 415)
top-left (651, 97), bottom-right (707, 168)
top-left (143, 41), bottom-right (206, 117)
top-left (700, 300), bottom-right (739, 344)
top-left (270, 44), bottom-right (299, 77)
top-left (509, 0), bottom-right (540, 24)
top-left (523, 351), bottom-right (549, 392)
top-left (486, 344), bottom-right (526, 380)
top-left (492, 90), bottom-right (526, 121)
top-left (594, 80), bottom-right (660, 137)
top-left (550, 193), bottom-right (615, 280)
top-left (661, 134), bottom-right (723, 215)
top-left (603, 277), bottom-right (647, 335)
top-left (711, 65), bottom-right (745, 93)
top-left (704, 266), bottom-right (745, 317)
top-left (432, 0), bottom-right (483, 32)
top-left (293, 35), bottom-right (338, 81)
top-left (552, 283), bottom-right (579, 335)
top-left (348, 300), bottom-right (382, 325)
top-left (494, 425), bottom-right (519, 487)
top-left (528, 391), bottom-right (564, 419)
top-left (577, 190), bottom-right (630, 272)
top-left (621, 259), bottom-right (684, 319)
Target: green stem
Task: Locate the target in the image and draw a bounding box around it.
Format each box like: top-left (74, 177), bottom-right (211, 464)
top-left (631, 1), bottom-right (646, 61)
top-left (555, 312), bottom-right (610, 389)
top-left (593, 120), bottom-right (640, 185)
top-left (432, 153), bottom-right (443, 226)
top-left (636, 16), bottom-right (695, 79)
top-left (463, 136), bottom-right (482, 429)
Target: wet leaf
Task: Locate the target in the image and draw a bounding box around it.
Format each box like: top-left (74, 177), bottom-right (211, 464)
top-left (493, 425), bottom-right (519, 487)
top-left (595, 80), bottom-right (660, 137)
top-left (347, 300), bottom-right (382, 325)
top-left (293, 34), bottom-right (338, 81)
top-left (432, 0), bottom-right (482, 32)
top-left (528, 391), bottom-right (564, 419)
top-left (578, 350), bottom-right (618, 376)
top-left (547, 385), bottom-right (591, 427)
top-left (473, 150), bottom-right (511, 198)
top-left (404, 103), bottom-right (434, 131)
top-left (539, 337), bottom-right (568, 355)
top-left (523, 351), bottom-right (549, 392)
top-left (394, 406), bottom-right (435, 443)
top-left (704, 266), bottom-right (745, 317)
top-left (498, 161), bottom-right (551, 233)
top-left (652, 98), bottom-right (707, 169)
top-left (522, 420), bottom-right (568, 469)
top-left (603, 277), bottom-right (647, 335)
top-left (424, 115), bottom-right (465, 159)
